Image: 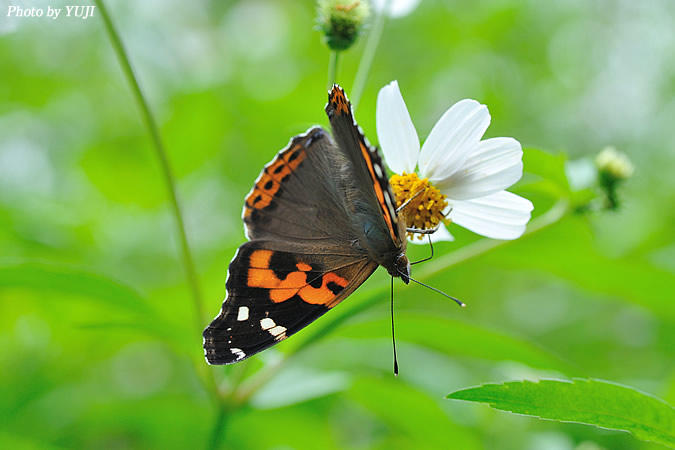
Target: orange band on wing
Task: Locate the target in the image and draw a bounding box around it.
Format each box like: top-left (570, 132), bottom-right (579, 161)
top-left (249, 249), bottom-right (273, 268)
top-left (246, 250), bottom-right (348, 306)
top-left (298, 272), bottom-right (348, 306)
top-left (358, 142), bottom-right (397, 241)
top-left (330, 88), bottom-right (351, 116)
top-left (245, 145), bottom-right (307, 212)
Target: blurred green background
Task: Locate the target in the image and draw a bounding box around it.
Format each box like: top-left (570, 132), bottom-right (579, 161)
top-left (1, 0), bottom-right (674, 449)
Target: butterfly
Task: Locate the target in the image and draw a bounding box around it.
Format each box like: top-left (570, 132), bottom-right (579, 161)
top-left (203, 85), bottom-right (413, 365)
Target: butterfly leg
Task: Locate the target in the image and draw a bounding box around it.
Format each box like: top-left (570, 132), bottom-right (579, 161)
top-left (406, 205), bottom-right (452, 235)
top-left (411, 234), bottom-right (434, 265)
top-left (396, 187), bottom-right (426, 214)
top-left (406, 223), bottom-right (441, 235)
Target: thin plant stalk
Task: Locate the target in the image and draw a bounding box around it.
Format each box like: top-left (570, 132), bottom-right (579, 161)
top-left (94, 1), bottom-right (229, 446)
top-left (327, 50), bottom-right (340, 89)
top-left (350, 0), bottom-right (391, 109)
top-left (207, 402), bottom-right (230, 450)
top-left (93, 0), bottom-right (206, 334)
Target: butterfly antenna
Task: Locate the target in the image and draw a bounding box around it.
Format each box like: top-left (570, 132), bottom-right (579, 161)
top-left (390, 276), bottom-right (399, 376)
top-left (398, 269), bottom-right (466, 308)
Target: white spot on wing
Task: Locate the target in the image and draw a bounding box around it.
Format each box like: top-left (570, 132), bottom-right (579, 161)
top-left (374, 163), bottom-right (383, 178)
top-left (230, 348), bottom-right (245, 361)
top-left (269, 325), bottom-right (287, 337)
top-left (260, 317), bottom-right (276, 330)
top-left (237, 306), bottom-right (249, 321)
top-left (384, 191), bottom-right (394, 210)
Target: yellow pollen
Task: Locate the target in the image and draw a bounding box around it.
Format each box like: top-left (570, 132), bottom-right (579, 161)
top-left (389, 172), bottom-right (451, 240)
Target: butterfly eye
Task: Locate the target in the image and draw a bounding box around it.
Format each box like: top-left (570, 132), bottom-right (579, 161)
top-left (395, 254), bottom-right (411, 284)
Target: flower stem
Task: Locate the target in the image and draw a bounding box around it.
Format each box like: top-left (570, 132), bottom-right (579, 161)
top-left (94, 2), bottom-right (228, 444)
top-left (350, 0), bottom-right (390, 110)
top-left (327, 50), bottom-right (340, 90)
top-left (93, 0), bottom-right (206, 333)
top-left (207, 402), bottom-right (230, 450)
top-left (416, 199), bottom-right (569, 280)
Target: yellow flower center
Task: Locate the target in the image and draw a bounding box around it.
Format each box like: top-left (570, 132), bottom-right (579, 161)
top-left (389, 172), bottom-right (451, 240)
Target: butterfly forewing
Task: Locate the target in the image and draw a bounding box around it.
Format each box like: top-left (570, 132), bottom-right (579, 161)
top-left (325, 85), bottom-right (406, 262)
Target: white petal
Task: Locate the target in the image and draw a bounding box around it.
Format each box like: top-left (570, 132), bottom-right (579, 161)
top-left (376, 81), bottom-right (420, 174)
top-left (448, 191), bottom-right (533, 240)
top-left (437, 137), bottom-right (523, 200)
top-left (407, 223), bottom-right (454, 245)
top-left (371, 0), bottom-right (421, 18)
top-left (430, 223), bottom-right (455, 243)
top-left (419, 99), bottom-right (490, 183)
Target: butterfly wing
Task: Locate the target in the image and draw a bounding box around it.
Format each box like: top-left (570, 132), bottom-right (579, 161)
top-left (203, 241), bottom-right (376, 364)
top-left (203, 127), bottom-right (378, 365)
top-left (325, 85), bottom-right (406, 264)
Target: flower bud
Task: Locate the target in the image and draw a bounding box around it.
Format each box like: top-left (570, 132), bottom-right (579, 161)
top-left (317, 0), bottom-right (370, 51)
top-left (595, 147), bottom-right (634, 211)
top-left (595, 147), bottom-right (634, 181)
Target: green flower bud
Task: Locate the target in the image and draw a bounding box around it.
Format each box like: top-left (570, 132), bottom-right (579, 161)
top-left (595, 147), bottom-right (634, 211)
top-left (595, 146), bottom-right (634, 181)
top-left (317, 0), bottom-right (370, 51)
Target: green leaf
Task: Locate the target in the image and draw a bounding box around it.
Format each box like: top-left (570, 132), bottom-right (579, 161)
top-left (336, 314), bottom-right (577, 374)
top-left (350, 377), bottom-right (481, 449)
top-left (0, 262), bottom-right (152, 315)
top-left (448, 378), bottom-right (675, 448)
top-left (73, 320), bottom-right (193, 355)
top-left (486, 217), bottom-right (675, 321)
top-left (522, 147), bottom-right (571, 196)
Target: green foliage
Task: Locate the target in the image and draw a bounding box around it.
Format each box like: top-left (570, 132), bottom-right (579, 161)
top-left (0, 262), bottom-right (151, 315)
top-left (448, 379), bottom-right (675, 448)
top-left (1, 1), bottom-right (673, 449)
top-left (338, 314), bottom-right (576, 373)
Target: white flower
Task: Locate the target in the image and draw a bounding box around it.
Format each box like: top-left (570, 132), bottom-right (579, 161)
top-left (371, 0), bottom-right (421, 18)
top-left (376, 80), bottom-right (533, 241)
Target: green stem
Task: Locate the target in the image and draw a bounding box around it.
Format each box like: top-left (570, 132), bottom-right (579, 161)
top-left (327, 50), bottom-right (340, 90)
top-left (207, 403), bottom-right (230, 450)
top-left (416, 199), bottom-right (569, 280)
top-left (94, 4), bottom-right (227, 444)
top-left (93, 0), bottom-right (206, 333)
top-left (350, 1), bottom-right (389, 110)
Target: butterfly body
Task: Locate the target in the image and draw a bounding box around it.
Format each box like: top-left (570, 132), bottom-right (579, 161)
top-left (203, 86), bottom-right (409, 365)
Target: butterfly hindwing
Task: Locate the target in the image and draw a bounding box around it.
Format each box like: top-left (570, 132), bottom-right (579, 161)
top-left (203, 241), bottom-right (377, 364)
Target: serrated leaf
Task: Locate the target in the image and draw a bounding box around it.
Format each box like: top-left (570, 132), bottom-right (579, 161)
top-left (448, 378), bottom-right (675, 448)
